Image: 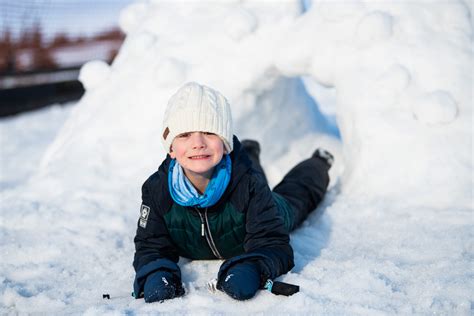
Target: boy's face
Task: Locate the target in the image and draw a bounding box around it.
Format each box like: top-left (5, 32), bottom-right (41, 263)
top-left (170, 132), bottom-right (225, 179)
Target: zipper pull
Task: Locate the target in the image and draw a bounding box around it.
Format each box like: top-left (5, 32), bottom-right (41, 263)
top-left (195, 208), bottom-right (206, 237)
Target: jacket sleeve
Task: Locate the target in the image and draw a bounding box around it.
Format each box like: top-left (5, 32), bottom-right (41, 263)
top-left (230, 174), bottom-right (294, 284)
top-left (133, 174), bottom-right (181, 298)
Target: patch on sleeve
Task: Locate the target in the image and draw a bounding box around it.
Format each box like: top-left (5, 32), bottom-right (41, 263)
top-left (139, 204), bottom-right (151, 228)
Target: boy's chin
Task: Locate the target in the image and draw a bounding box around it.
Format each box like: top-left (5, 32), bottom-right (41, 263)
top-left (182, 163), bottom-right (216, 176)
top-left (187, 167), bottom-right (215, 175)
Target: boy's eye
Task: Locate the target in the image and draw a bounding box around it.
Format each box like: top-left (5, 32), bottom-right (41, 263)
top-left (203, 132), bottom-right (215, 136)
top-left (177, 133), bottom-right (190, 138)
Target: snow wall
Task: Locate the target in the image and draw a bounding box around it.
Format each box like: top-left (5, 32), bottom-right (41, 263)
top-left (39, 0), bottom-right (472, 208)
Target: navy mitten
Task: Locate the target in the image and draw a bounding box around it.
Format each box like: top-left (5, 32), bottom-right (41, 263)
top-left (143, 270), bottom-right (184, 303)
top-left (218, 261), bottom-right (261, 300)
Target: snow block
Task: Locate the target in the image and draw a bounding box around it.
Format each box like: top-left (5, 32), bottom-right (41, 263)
top-left (356, 11), bottom-right (393, 44)
top-left (412, 90), bottom-right (458, 125)
top-left (78, 60), bottom-right (111, 91)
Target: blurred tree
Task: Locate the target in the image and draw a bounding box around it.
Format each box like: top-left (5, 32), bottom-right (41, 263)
top-left (28, 22), bottom-right (57, 71)
top-left (49, 32), bottom-right (71, 48)
top-left (96, 28), bottom-right (124, 41)
top-left (0, 28), bottom-right (16, 73)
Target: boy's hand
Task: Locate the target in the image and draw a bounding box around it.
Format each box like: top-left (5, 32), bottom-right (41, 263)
top-left (217, 261), bottom-right (261, 300)
top-left (143, 270), bottom-right (184, 303)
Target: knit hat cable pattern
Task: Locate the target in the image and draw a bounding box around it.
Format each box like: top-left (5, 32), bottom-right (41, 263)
top-left (162, 82), bottom-right (234, 153)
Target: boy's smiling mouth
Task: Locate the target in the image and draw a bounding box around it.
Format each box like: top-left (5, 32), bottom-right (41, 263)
top-left (188, 155), bottom-right (211, 160)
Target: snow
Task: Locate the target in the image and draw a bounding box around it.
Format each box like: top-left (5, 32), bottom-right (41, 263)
top-left (79, 60), bottom-right (112, 91)
top-left (1, 0), bottom-right (472, 314)
top-left (411, 90), bottom-right (459, 125)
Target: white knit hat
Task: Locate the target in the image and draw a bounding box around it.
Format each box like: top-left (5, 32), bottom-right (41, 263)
top-left (161, 82), bottom-right (234, 154)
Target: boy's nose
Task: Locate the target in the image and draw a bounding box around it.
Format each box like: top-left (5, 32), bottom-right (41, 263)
top-left (190, 132), bottom-right (206, 149)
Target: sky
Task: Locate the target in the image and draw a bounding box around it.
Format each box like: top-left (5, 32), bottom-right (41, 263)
top-left (0, 0), bottom-right (134, 40)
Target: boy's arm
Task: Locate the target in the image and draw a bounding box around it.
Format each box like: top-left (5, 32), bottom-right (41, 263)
top-left (218, 175), bottom-right (294, 288)
top-left (243, 174), bottom-right (295, 281)
top-left (133, 176), bottom-right (179, 270)
top-left (133, 175), bottom-right (182, 299)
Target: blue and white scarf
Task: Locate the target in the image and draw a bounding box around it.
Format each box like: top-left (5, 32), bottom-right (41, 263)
top-left (168, 155), bottom-right (232, 208)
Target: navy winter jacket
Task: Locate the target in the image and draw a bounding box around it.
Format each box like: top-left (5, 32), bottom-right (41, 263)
top-left (133, 137), bottom-right (295, 298)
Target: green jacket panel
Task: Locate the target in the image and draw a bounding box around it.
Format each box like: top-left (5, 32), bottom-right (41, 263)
top-left (164, 203), bottom-right (246, 259)
top-left (163, 193), bottom-right (293, 260)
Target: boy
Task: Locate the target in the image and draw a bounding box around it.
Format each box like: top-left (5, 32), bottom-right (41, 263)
top-left (133, 82), bottom-right (333, 302)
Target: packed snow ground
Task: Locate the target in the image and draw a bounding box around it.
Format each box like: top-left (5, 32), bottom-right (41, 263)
top-left (1, 1), bottom-right (472, 315)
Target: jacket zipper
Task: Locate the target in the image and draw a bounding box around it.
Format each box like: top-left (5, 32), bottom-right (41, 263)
top-left (195, 207), bottom-right (223, 259)
top-left (204, 208), bottom-right (223, 259)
